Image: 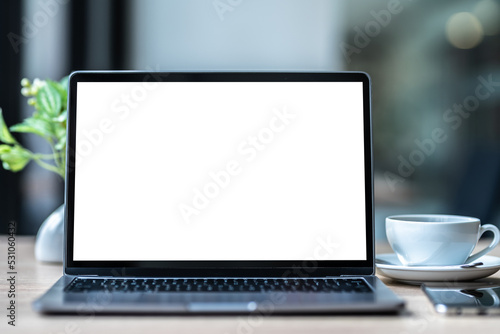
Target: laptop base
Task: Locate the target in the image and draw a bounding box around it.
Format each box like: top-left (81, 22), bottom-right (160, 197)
top-left (33, 275), bottom-right (404, 314)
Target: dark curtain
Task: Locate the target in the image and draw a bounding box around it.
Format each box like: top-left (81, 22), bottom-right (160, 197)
top-left (0, 0), bottom-right (130, 234)
top-left (0, 0), bottom-right (23, 234)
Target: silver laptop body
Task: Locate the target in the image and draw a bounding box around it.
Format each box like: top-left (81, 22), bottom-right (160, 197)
top-left (33, 71), bottom-right (404, 314)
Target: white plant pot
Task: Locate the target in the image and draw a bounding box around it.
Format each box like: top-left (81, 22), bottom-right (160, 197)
top-left (35, 204), bottom-right (64, 263)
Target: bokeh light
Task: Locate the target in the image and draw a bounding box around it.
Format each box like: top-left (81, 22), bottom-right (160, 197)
top-left (445, 12), bottom-right (484, 49)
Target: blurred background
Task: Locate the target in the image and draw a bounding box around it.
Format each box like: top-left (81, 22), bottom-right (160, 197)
top-left (1, 0), bottom-right (499, 239)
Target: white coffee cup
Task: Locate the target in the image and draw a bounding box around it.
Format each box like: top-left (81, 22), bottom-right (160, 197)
top-left (386, 214), bottom-right (500, 266)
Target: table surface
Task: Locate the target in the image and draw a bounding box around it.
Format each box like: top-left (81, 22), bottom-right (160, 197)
top-left (1, 236), bottom-right (500, 334)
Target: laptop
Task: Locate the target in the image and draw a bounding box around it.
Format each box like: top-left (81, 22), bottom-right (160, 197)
top-left (33, 71), bottom-right (404, 314)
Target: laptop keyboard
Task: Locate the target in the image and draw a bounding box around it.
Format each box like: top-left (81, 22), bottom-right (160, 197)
top-left (66, 278), bottom-right (372, 293)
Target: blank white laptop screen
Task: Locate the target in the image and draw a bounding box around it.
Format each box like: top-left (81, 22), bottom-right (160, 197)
top-left (72, 81), bottom-right (367, 261)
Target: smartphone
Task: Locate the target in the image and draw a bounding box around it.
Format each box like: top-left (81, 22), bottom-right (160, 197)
top-left (422, 284), bottom-right (500, 315)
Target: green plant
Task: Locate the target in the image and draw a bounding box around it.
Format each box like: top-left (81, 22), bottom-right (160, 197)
top-left (0, 77), bottom-right (68, 179)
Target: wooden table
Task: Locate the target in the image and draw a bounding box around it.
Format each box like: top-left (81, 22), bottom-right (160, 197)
top-left (1, 236), bottom-right (500, 334)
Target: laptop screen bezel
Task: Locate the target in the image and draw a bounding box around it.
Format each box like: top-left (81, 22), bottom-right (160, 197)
top-left (64, 71), bottom-right (374, 277)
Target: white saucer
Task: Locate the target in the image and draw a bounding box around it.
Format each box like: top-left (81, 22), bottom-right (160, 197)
top-left (376, 254), bottom-right (500, 283)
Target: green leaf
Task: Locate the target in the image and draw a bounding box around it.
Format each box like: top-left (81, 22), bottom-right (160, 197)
top-left (37, 82), bottom-right (62, 117)
top-left (0, 146), bottom-right (31, 172)
top-left (48, 79), bottom-right (67, 109)
top-left (10, 117), bottom-right (53, 140)
top-left (0, 144), bottom-right (12, 154)
top-left (59, 76), bottom-right (69, 90)
top-left (55, 110), bottom-right (67, 123)
top-left (0, 109), bottom-right (17, 144)
top-left (53, 122), bottom-right (66, 142)
top-left (59, 77), bottom-right (69, 109)
top-left (55, 135), bottom-right (66, 151)
top-left (48, 79), bottom-right (64, 92)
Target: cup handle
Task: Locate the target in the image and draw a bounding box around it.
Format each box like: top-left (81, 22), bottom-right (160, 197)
top-left (465, 224), bottom-right (500, 263)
